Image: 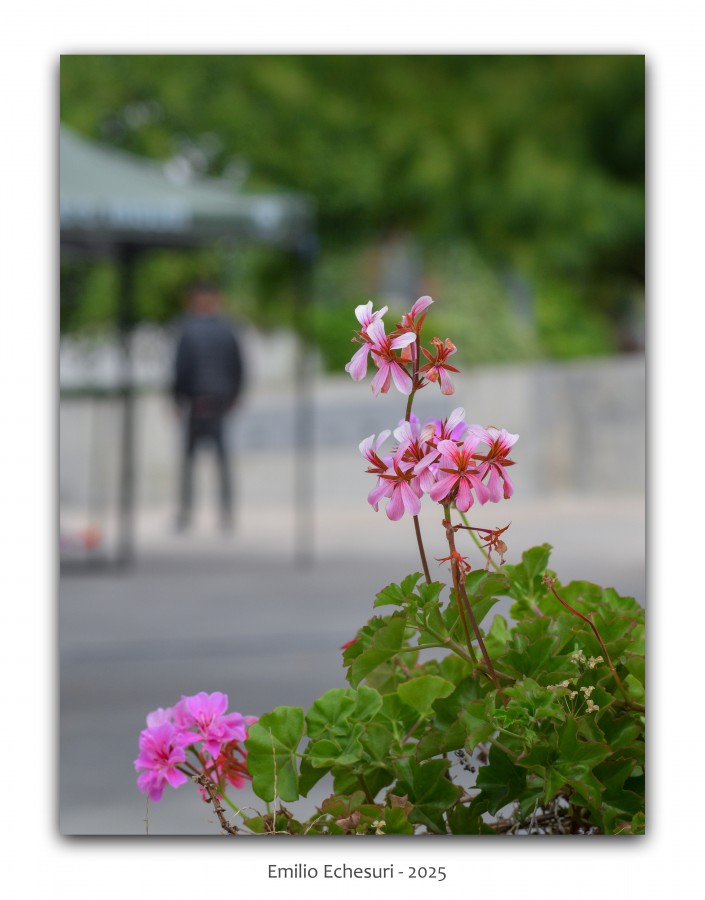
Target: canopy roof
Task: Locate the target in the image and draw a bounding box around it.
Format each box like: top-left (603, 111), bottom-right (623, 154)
top-left (60, 126), bottom-right (314, 252)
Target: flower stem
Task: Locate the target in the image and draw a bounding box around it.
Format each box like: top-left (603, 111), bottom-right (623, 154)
top-left (413, 515), bottom-right (432, 584)
top-left (458, 510), bottom-right (501, 572)
top-left (404, 349), bottom-right (432, 583)
top-left (444, 506), bottom-right (500, 690)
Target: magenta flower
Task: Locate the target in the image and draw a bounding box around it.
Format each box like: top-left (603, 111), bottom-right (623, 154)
top-left (366, 318), bottom-right (416, 396)
top-left (429, 436), bottom-right (490, 512)
top-left (180, 691), bottom-right (248, 758)
top-left (134, 721), bottom-right (193, 802)
top-left (419, 337), bottom-right (460, 395)
top-left (145, 707), bottom-right (172, 727)
top-left (345, 301), bottom-right (388, 381)
top-left (467, 425), bottom-right (519, 501)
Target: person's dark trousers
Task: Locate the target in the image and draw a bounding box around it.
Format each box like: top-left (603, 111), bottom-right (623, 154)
top-left (178, 397), bottom-right (233, 530)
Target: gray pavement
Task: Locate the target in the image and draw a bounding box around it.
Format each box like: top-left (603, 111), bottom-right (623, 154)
top-left (60, 480), bottom-right (644, 835)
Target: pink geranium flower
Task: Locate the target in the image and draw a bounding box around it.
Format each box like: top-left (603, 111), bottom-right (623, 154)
top-left (429, 435), bottom-right (490, 512)
top-left (396, 295), bottom-right (434, 364)
top-left (179, 692), bottom-right (248, 759)
top-left (366, 318), bottom-right (416, 396)
top-left (360, 430), bottom-right (393, 510)
top-left (345, 301), bottom-right (388, 381)
top-left (421, 406), bottom-right (468, 446)
top-left (368, 445), bottom-right (422, 520)
top-left (134, 721), bottom-right (193, 802)
top-left (419, 337), bottom-right (460, 395)
top-left (467, 425), bottom-right (519, 501)
top-left (393, 417), bottom-right (439, 493)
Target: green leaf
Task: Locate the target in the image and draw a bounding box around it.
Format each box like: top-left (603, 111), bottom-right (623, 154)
top-left (379, 691), bottom-right (419, 738)
top-left (307, 732), bottom-right (364, 768)
top-left (463, 697), bottom-right (497, 749)
top-left (625, 656), bottom-right (645, 688)
top-left (631, 811), bottom-right (646, 834)
top-left (394, 758), bottom-right (461, 833)
top-left (306, 688), bottom-right (357, 738)
top-left (397, 675), bottom-right (455, 717)
top-left (354, 685), bottom-right (384, 721)
top-left (448, 803), bottom-right (494, 834)
top-left (503, 634), bottom-right (561, 678)
top-left (298, 756), bottom-right (328, 797)
top-left (559, 716), bottom-right (611, 768)
top-left (474, 744), bottom-right (527, 814)
top-left (332, 765), bottom-right (392, 799)
top-left (624, 674), bottom-right (645, 705)
top-left (382, 806), bottom-right (415, 835)
top-left (416, 677), bottom-right (482, 760)
top-left (505, 544), bottom-right (553, 615)
top-left (245, 706), bottom-right (304, 803)
top-left (484, 614), bottom-right (510, 657)
top-left (464, 571), bottom-right (511, 624)
top-left (374, 574), bottom-right (423, 607)
top-left (348, 614), bottom-right (408, 687)
top-left (416, 580), bottom-right (445, 607)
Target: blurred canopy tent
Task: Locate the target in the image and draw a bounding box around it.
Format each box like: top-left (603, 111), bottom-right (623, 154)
top-left (60, 126), bottom-right (314, 251)
top-left (60, 125), bottom-right (317, 566)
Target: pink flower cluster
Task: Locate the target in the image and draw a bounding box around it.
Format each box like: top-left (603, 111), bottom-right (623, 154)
top-left (345, 296), bottom-right (459, 397)
top-left (134, 692), bottom-right (257, 803)
top-left (361, 408), bottom-right (518, 521)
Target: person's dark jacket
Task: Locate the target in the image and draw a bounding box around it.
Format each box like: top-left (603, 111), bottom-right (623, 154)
top-left (172, 314), bottom-right (245, 409)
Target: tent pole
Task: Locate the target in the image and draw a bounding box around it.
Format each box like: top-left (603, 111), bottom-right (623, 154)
top-left (117, 245), bottom-right (138, 566)
top-left (293, 239), bottom-right (317, 567)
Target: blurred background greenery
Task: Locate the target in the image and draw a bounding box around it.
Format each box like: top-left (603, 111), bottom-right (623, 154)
top-left (60, 55), bottom-right (644, 368)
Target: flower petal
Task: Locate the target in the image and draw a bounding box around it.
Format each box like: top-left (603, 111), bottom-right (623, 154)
top-left (390, 362), bottom-right (413, 395)
top-left (389, 331), bottom-right (417, 351)
top-left (485, 467), bottom-right (503, 503)
top-left (366, 318), bottom-right (386, 346)
top-left (445, 407), bottom-right (467, 438)
top-left (345, 344), bottom-right (370, 381)
top-left (370, 364), bottom-right (391, 396)
top-left (438, 367), bottom-right (455, 395)
top-left (400, 481), bottom-right (422, 516)
top-left (386, 486), bottom-right (405, 520)
top-left (368, 479), bottom-right (393, 509)
top-left (430, 473), bottom-right (458, 503)
top-left (409, 295), bottom-right (433, 318)
top-left (456, 477), bottom-right (474, 512)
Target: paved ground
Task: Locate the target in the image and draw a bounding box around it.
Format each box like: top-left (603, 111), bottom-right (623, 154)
top-left (59, 449), bottom-right (645, 834)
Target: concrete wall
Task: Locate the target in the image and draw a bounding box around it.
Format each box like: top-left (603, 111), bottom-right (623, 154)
top-left (59, 354), bottom-right (645, 514)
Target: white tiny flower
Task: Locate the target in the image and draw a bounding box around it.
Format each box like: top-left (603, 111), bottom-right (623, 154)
top-left (580, 686), bottom-right (595, 698)
top-left (587, 656), bottom-right (604, 669)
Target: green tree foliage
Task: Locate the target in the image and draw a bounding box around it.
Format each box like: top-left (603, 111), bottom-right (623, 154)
top-left (60, 55), bottom-right (644, 362)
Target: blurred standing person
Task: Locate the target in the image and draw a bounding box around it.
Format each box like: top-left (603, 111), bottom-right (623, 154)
top-left (172, 282), bottom-right (245, 532)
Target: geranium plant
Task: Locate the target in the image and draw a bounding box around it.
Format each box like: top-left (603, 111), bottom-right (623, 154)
top-left (136, 296), bottom-right (645, 835)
